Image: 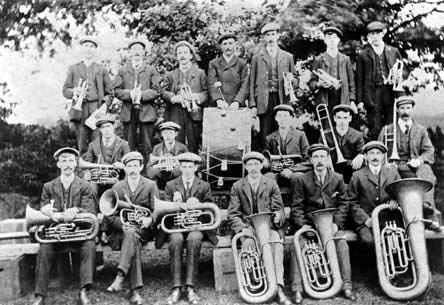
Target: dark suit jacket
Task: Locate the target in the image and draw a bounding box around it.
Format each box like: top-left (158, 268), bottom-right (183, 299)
top-left (207, 55), bottom-right (249, 106)
top-left (40, 176), bottom-right (95, 214)
top-left (150, 141), bottom-right (188, 158)
top-left (323, 127), bottom-right (364, 165)
top-left (309, 52), bottom-right (356, 105)
top-left (82, 136), bottom-right (130, 164)
top-left (355, 44), bottom-right (402, 107)
top-left (155, 176), bottom-right (218, 248)
top-left (291, 170), bottom-right (349, 230)
top-left (249, 48), bottom-right (296, 115)
top-left (348, 165), bottom-right (400, 227)
top-left (265, 127), bottom-right (309, 160)
top-left (114, 62), bottom-right (160, 123)
top-left (378, 121), bottom-right (435, 165)
top-left (161, 64), bottom-right (208, 121)
top-left (227, 176), bottom-right (285, 236)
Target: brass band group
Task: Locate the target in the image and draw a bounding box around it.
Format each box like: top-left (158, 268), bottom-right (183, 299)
top-left (26, 19), bottom-right (443, 305)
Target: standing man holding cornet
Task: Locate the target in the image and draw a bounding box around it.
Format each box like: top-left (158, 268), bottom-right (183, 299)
top-left (63, 36), bottom-right (113, 154)
top-left (207, 33), bottom-right (249, 110)
top-left (114, 39), bottom-right (161, 159)
top-left (104, 151), bottom-right (159, 305)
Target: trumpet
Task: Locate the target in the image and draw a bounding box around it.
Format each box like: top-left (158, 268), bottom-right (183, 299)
top-left (180, 83), bottom-right (200, 112)
top-left (79, 158), bottom-right (121, 185)
top-left (383, 99), bottom-right (401, 163)
top-left (26, 205), bottom-right (99, 243)
top-left (72, 79), bottom-right (88, 111)
top-left (313, 69), bottom-right (342, 90)
top-left (149, 154), bottom-right (179, 172)
top-left (383, 59), bottom-right (404, 92)
top-left (263, 149), bottom-right (303, 173)
top-left (283, 72), bottom-right (298, 103)
top-left (132, 79), bottom-right (142, 110)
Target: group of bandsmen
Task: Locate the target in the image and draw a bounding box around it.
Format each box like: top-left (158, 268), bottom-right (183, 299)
top-left (29, 20), bottom-right (441, 305)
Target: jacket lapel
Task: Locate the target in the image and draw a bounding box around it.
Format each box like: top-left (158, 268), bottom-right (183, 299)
top-left (260, 49), bottom-right (270, 66)
top-left (285, 128), bottom-right (295, 147)
top-left (241, 178), bottom-right (253, 210)
top-left (190, 177), bottom-right (200, 198)
top-left (380, 166), bottom-right (388, 187)
top-left (364, 166), bottom-right (379, 186)
top-left (111, 137), bottom-right (122, 162)
top-left (52, 178), bottom-right (64, 211)
top-left (321, 170), bottom-right (331, 190)
top-left (310, 171), bottom-right (322, 189)
top-left (69, 177), bottom-right (82, 209)
top-left (175, 177), bottom-right (186, 201)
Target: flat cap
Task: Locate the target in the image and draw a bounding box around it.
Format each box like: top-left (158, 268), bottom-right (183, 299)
top-left (307, 144), bottom-right (330, 156)
top-left (159, 121), bottom-right (181, 131)
top-left (396, 97), bottom-right (415, 108)
top-left (80, 36), bottom-right (98, 47)
top-left (95, 113), bottom-right (116, 127)
top-left (242, 151), bottom-right (265, 164)
top-left (366, 21), bottom-right (387, 33)
top-left (53, 147), bottom-right (79, 160)
top-left (122, 151), bottom-right (144, 165)
top-left (323, 26), bottom-right (343, 39)
top-left (332, 104), bottom-right (353, 115)
top-left (175, 40), bottom-right (200, 61)
top-left (128, 39), bottom-right (146, 49)
top-left (362, 141), bottom-right (387, 154)
top-left (261, 22), bottom-right (280, 34)
top-left (218, 33), bottom-right (237, 44)
top-left (273, 104), bottom-right (294, 116)
top-left (177, 152), bottom-right (201, 163)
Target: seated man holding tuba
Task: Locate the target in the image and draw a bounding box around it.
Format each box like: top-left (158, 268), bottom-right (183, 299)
top-left (158, 152), bottom-right (218, 304)
top-left (104, 151), bottom-right (159, 305)
top-left (290, 144), bottom-right (355, 303)
top-left (31, 147), bottom-right (96, 305)
top-left (146, 121), bottom-right (188, 189)
top-left (228, 151), bottom-right (292, 305)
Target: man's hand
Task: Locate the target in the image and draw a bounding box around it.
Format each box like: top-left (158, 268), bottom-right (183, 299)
top-left (64, 207), bottom-right (79, 222)
top-left (73, 86), bottom-right (82, 97)
top-left (357, 102), bottom-right (364, 110)
top-left (280, 168), bottom-right (293, 179)
top-left (332, 223), bottom-right (339, 234)
top-left (171, 95), bottom-right (184, 104)
top-left (130, 89), bottom-right (136, 102)
top-left (350, 101), bottom-right (358, 114)
top-left (229, 101), bottom-right (240, 110)
top-left (216, 99), bottom-right (228, 109)
top-left (141, 216), bottom-right (153, 229)
top-left (97, 213), bottom-right (104, 224)
top-left (408, 158), bottom-right (422, 168)
top-left (83, 170), bottom-right (92, 181)
top-left (250, 107), bottom-right (257, 117)
top-left (112, 162), bottom-right (124, 170)
top-left (273, 211), bottom-right (281, 224)
top-left (317, 79), bottom-right (331, 89)
top-left (186, 197), bottom-right (199, 205)
top-left (365, 218), bottom-right (372, 228)
top-left (351, 154), bottom-right (365, 170)
top-left (41, 203), bottom-right (57, 217)
top-left (173, 191), bottom-right (182, 203)
top-left (387, 200), bottom-right (398, 210)
top-left (241, 237), bottom-right (256, 252)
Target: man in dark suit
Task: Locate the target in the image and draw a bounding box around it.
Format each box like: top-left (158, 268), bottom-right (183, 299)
top-left (355, 21), bottom-right (403, 139)
top-left (63, 37), bottom-right (113, 154)
top-left (31, 147), bottom-right (96, 305)
top-left (249, 22), bottom-right (297, 148)
top-left (114, 40), bottom-right (161, 159)
top-left (105, 151), bottom-right (159, 305)
top-left (146, 121), bottom-right (188, 189)
top-left (290, 144), bottom-right (355, 303)
top-left (160, 153), bottom-right (218, 304)
top-left (161, 41), bottom-right (208, 153)
top-left (228, 151), bottom-right (292, 305)
top-left (207, 33), bottom-right (249, 109)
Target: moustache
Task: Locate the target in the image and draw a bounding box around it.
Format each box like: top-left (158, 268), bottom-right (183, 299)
top-left (316, 162), bottom-right (324, 167)
top-left (371, 158), bottom-right (379, 162)
top-left (400, 113), bottom-right (409, 118)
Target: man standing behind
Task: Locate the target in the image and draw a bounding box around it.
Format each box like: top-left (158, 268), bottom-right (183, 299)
top-left (63, 37), bottom-right (113, 154)
top-left (208, 33), bottom-right (249, 109)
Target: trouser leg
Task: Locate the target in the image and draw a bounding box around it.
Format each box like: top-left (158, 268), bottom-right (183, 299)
top-left (169, 232), bottom-right (184, 288)
top-left (270, 230), bottom-right (284, 287)
top-left (35, 244), bottom-right (56, 297)
top-left (335, 231), bottom-right (352, 290)
top-left (290, 237), bottom-right (304, 292)
top-left (140, 122), bottom-right (155, 158)
top-left (184, 231), bottom-right (203, 287)
top-left (118, 228), bottom-right (143, 289)
top-left (79, 240), bottom-right (96, 290)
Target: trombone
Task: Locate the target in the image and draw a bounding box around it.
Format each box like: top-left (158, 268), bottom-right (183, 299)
top-left (316, 104), bottom-right (346, 164)
top-left (383, 99), bottom-right (401, 164)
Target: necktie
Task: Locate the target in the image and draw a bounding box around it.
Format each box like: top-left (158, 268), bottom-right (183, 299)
top-left (405, 124), bottom-right (409, 135)
top-left (185, 181), bottom-right (191, 200)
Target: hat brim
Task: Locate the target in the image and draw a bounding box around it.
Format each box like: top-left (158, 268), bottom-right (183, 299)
top-left (128, 41), bottom-right (146, 49)
top-left (80, 39), bottom-right (98, 47)
top-left (53, 148), bottom-right (79, 160)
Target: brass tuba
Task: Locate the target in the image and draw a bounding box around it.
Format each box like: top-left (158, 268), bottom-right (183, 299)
top-left (79, 158), bottom-right (121, 185)
top-left (26, 205), bottom-right (99, 243)
top-left (372, 178), bottom-right (433, 300)
top-left (231, 212), bottom-right (279, 304)
top-left (293, 208), bottom-right (343, 298)
top-left (263, 149), bottom-right (303, 173)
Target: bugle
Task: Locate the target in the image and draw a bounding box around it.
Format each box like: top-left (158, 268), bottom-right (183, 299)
top-left (313, 69), bottom-right (342, 90)
top-left (79, 158), bottom-right (120, 185)
top-left (72, 79), bottom-right (88, 111)
top-left (283, 72), bottom-right (298, 103)
top-left (149, 154), bottom-right (179, 172)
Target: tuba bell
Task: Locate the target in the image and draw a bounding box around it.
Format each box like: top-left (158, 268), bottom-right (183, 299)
top-left (293, 208), bottom-right (343, 298)
top-left (231, 212), bottom-right (279, 304)
top-left (372, 178), bottom-right (433, 300)
top-left (26, 205), bottom-right (99, 243)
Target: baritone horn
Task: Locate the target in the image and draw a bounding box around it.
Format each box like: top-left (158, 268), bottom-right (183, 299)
top-left (293, 208), bottom-right (343, 298)
top-left (283, 72), bottom-right (298, 103)
top-left (231, 212), bottom-right (280, 304)
top-left (316, 104), bottom-right (346, 164)
top-left (72, 79), bottom-right (88, 111)
top-left (79, 158), bottom-right (120, 185)
top-left (25, 205), bottom-right (99, 243)
top-left (149, 154), bottom-right (179, 172)
top-left (372, 178), bottom-right (433, 300)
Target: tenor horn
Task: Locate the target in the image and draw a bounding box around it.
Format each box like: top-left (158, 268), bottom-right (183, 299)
top-left (293, 208), bottom-right (343, 298)
top-left (231, 212), bottom-right (279, 303)
top-left (263, 150), bottom-right (303, 173)
top-left (26, 205), bottom-right (99, 243)
top-left (79, 158), bottom-right (120, 184)
top-left (372, 178), bottom-right (433, 300)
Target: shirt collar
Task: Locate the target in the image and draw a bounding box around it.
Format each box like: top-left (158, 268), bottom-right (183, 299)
top-left (398, 118), bottom-right (413, 133)
top-left (336, 127), bottom-right (348, 137)
top-left (369, 164), bottom-right (382, 175)
top-left (179, 62), bottom-right (192, 74)
top-left (371, 44), bottom-right (385, 56)
top-left (266, 46), bottom-right (278, 57)
top-left (102, 135), bottom-right (115, 146)
top-left (183, 176), bottom-right (195, 186)
top-left (132, 59), bottom-right (143, 71)
top-left (247, 174), bottom-right (262, 185)
top-left (60, 174), bottom-right (75, 187)
top-left (223, 54), bottom-right (234, 63)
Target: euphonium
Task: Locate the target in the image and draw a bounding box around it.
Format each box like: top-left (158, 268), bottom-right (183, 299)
top-left (79, 158), bottom-right (120, 184)
top-left (372, 178), bottom-right (433, 300)
top-left (263, 150), bottom-right (303, 173)
top-left (149, 154), bottom-right (179, 172)
top-left (231, 212), bottom-right (279, 304)
top-left (72, 79), bottom-right (88, 111)
top-left (293, 208), bottom-right (343, 298)
top-left (283, 72), bottom-right (298, 103)
top-left (313, 69), bottom-right (342, 90)
top-left (26, 205), bottom-right (99, 243)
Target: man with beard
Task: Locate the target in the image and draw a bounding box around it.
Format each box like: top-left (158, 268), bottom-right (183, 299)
top-left (290, 144), bottom-right (355, 303)
top-left (356, 21), bottom-right (403, 139)
top-left (63, 37), bottom-right (113, 154)
top-left (207, 33), bottom-right (249, 109)
top-left (162, 41), bottom-right (208, 153)
top-left (228, 151), bottom-right (293, 305)
top-left (31, 147), bottom-right (96, 305)
top-left (105, 151), bottom-right (159, 305)
top-left (114, 39), bottom-right (161, 159)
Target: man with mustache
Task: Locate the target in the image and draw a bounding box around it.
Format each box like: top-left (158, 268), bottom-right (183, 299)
top-left (228, 151), bottom-right (293, 305)
top-left (63, 37), bottom-right (113, 154)
top-left (207, 33), bottom-right (249, 109)
top-left (114, 39), bottom-right (161, 160)
top-left (290, 144), bottom-right (355, 304)
top-left (31, 147), bottom-right (96, 305)
top-left (162, 41), bottom-right (208, 153)
top-left (105, 151), bottom-right (159, 305)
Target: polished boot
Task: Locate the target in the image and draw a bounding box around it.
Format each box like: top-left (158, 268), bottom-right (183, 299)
top-left (79, 288), bottom-right (91, 305)
top-left (106, 273), bottom-right (125, 292)
top-left (167, 287), bottom-right (181, 305)
top-left (292, 291), bottom-right (303, 305)
top-left (344, 288), bottom-right (356, 301)
top-left (31, 295), bottom-right (45, 305)
top-left (129, 289), bottom-right (143, 305)
top-left (186, 286), bottom-right (200, 305)
top-left (276, 285), bottom-right (293, 305)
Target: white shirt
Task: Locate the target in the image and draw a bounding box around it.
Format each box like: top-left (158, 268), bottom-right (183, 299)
top-left (183, 176), bottom-right (195, 190)
top-left (132, 59), bottom-right (143, 71)
top-left (371, 44), bottom-right (385, 56)
top-left (60, 175), bottom-right (75, 189)
top-left (315, 170), bottom-right (327, 184)
top-left (266, 46), bottom-right (278, 58)
top-left (369, 164), bottom-right (382, 176)
top-left (398, 118), bottom-right (412, 134)
top-left (278, 127), bottom-right (289, 141)
top-left (247, 174), bottom-right (262, 192)
top-left (223, 54), bottom-right (234, 64)
top-left (336, 127), bottom-right (348, 137)
top-left (102, 135), bottom-right (115, 147)
top-left (128, 176), bottom-right (140, 192)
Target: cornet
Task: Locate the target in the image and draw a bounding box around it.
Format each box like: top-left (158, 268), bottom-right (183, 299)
top-left (72, 79), bottom-right (88, 111)
top-left (383, 59), bottom-right (404, 92)
top-left (180, 83), bottom-right (200, 112)
top-left (313, 69), bottom-right (342, 90)
top-left (149, 154), bottom-right (179, 172)
top-left (132, 79), bottom-right (142, 110)
top-left (283, 72), bottom-right (298, 104)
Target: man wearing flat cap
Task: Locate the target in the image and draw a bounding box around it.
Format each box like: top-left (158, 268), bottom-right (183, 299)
top-left (228, 151), bottom-right (293, 305)
top-left (146, 121), bottom-right (188, 189)
top-left (207, 33), bottom-right (249, 110)
top-left (114, 39), bottom-right (161, 160)
top-left (309, 26), bottom-right (356, 114)
top-left (159, 152), bottom-right (217, 304)
top-left (63, 37), bottom-right (113, 155)
top-left (290, 143), bottom-right (355, 303)
top-left (249, 22), bottom-right (297, 149)
top-left (356, 21), bottom-right (403, 139)
top-left (105, 151), bottom-right (159, 305)
top-left (31, 147), bottom-right (96, 305)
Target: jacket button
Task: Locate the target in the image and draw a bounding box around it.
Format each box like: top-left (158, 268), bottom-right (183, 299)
top-left (376, 197), bottom-right (379, 201)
